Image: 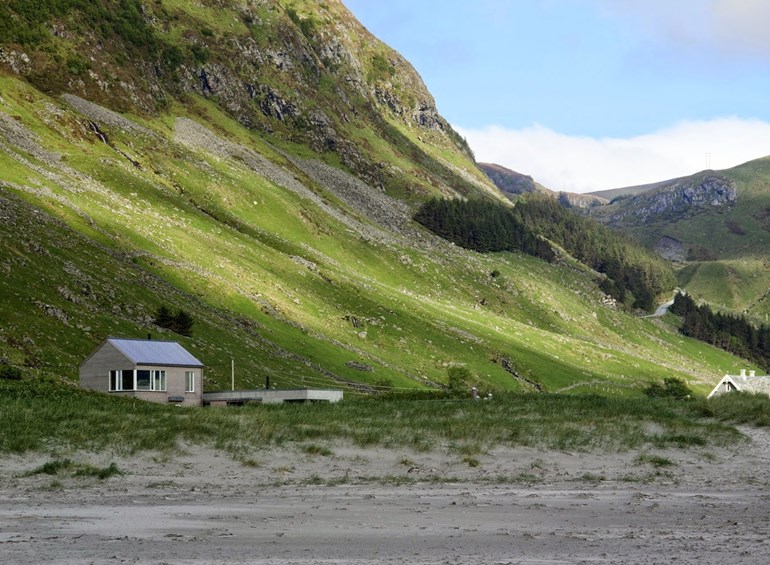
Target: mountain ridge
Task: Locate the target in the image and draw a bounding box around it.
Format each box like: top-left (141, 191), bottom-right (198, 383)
top-left (479, 161), bottom-right (607, 208)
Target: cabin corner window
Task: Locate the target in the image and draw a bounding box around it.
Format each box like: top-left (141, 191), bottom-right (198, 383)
top-left (109, 370), bottom-right (120, 391)
top-left (185, 371), bottom-right (195, 393)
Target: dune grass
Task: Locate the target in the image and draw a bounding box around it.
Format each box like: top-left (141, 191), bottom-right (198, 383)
top-left (1, 379), bottom-right (762, 458)
top-left (24, 458), bottom-right (123, 480)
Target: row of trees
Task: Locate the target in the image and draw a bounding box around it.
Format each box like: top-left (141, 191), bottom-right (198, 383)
top-left (670, 293), bottom-right (770, 370)
top-left (413, 198), bottom-right (555, 260)
top-left (414, 195), bottom-right (675, 311)
top-left (512, 195), bottom-right (676, 310)
top-left (154, 305), bottom-right (194, 337)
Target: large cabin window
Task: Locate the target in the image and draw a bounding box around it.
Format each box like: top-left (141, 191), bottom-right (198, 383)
top-left (109, 369), bottom-right (167, 392)
top-left (137, 370), bottom-right (151, 390)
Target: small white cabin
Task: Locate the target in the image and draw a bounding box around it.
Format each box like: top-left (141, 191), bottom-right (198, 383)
top-left (80, 337), bottom-right (204, 406)
top-left (707, 369), bottom-right (770, 399)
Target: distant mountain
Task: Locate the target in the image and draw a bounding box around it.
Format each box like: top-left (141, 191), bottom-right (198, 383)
top-left (479, 162), bottom-right (607, 208)
top-left (583, 157), bottom-right (770, 323)
top-left (586, 171), bottom-right (736, 228)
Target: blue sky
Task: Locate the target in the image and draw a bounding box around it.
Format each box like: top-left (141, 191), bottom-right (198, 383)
top-left (345, 0), bottom-right (770, 192)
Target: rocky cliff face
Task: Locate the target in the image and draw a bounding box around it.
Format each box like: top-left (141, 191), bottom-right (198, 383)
top-left (0, 0), bottom-right (492, 199)
top-left (589, 173), bottom-right (736, 227)
top-left (478, 163), bottom-right (538, 196)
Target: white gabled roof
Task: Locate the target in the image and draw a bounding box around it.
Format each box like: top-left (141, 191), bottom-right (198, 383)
top-left (708, 373), bottom-right (770, 398)
top-left (106, 338), bottom-right (204, 367)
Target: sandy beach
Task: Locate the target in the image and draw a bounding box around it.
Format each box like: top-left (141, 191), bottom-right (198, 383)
top-left (2, 427), bottom-right (770, 564)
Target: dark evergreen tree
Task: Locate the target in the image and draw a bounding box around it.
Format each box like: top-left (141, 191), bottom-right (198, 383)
top-left (172, 309), bottom-right (194, 337)
top-left (154, 304), bottom-right (174, 329)
top-left (154, 304), bottom-right (194, 336)
top-left (413, 198), bottom-right (554, 261)
top-left (415, 194), bottom-right (675, 311)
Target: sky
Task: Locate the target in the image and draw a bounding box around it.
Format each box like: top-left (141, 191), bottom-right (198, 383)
top-left (344, 0), bottom-right (770, 192)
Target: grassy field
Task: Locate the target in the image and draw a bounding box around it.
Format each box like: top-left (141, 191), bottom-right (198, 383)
top-left (677, 258), bottom-right (770, 323)
top-left (2, 378), bottom-right (765, 458)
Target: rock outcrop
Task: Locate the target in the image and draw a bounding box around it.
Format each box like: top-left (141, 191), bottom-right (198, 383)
top-left (589, 173), bottom-right (736, 227)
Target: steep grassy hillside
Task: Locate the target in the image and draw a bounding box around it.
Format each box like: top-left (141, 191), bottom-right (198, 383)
top-left (0, 73), bottom-right (750, 396)
top-left (0, 0), bottom-right (500, 203)
top-left (0, 1), bottom-right (758, 395)
top-left (586, 158), bottom-right (770, 323)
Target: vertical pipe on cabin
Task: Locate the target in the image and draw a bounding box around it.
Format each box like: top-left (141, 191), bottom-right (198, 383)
top-left (231, 358), bottom-right (235, 391)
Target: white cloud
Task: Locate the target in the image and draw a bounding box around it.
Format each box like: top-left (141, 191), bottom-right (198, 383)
top-left (594, 0), bottom-right (770, 61)
top-left (457, 119), bottom-right (770, 193)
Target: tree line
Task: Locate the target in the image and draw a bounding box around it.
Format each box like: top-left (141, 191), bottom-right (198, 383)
top-left (414, 195), bottom-right (675, 311)
top-left (670, 293), bottom-right (770, 371)
top-left (413, 197), bottom-right (555, 260)
top-left (513, 195), bottom-right (676, 311)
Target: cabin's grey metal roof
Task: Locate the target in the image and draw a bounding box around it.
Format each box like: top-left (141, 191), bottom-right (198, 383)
top-left (107, 338), bottom-right (204, 367)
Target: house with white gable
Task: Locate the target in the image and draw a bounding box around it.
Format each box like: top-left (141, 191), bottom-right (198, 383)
top-left (707, 369), bottom-right (770, 399)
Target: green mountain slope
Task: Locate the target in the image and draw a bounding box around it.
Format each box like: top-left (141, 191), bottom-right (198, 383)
top-left (0, 74), bottom-right (747, 395)
top-left (0, 1), bottom-right (753, 395)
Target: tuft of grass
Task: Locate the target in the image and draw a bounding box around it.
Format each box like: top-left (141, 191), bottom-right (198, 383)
top-left (636, 453), bottom-right (675, 468)
top-left (300, 443), bottom-right (334, 457)
top-left (74, 462), bottom-right (123, 479)
top-left (462, 455), bottom-right (480, 468)
top-left (508, 472), bottom-right (542, 484)
top-left (577, 472), bottom-right (606, 482)
top-left (27, 458), bottom-right (74, 476)
top-left (147, 480), bottom-right (178, 488)
top-left (653, 434), bottom-right (707, 448)
top-left (26, 459), bottom-right (122, 479)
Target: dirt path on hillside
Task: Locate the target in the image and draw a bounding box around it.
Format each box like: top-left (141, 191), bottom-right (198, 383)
top-left (1, 428), bottom-right (769, 564)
